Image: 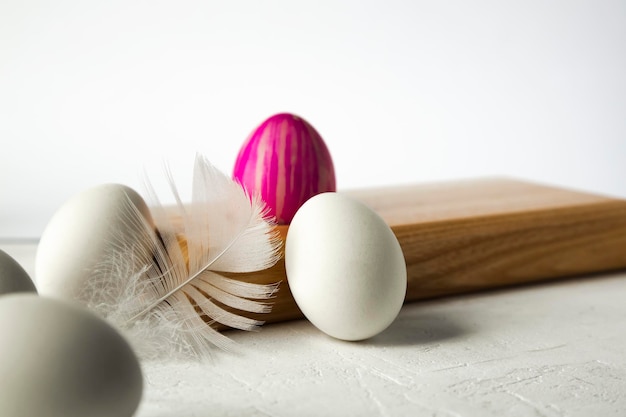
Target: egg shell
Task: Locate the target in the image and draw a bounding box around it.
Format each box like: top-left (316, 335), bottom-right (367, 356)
top-left (233, 113), bottom-right (336, 224)
top-left (0, 249), bottom-right (37, 295)
top-left (0, 294), bottom-right (142, 417)
top-left (36, 184), bottom-right (153, 302)
top-left (285, 193), bottom-right (407, 341)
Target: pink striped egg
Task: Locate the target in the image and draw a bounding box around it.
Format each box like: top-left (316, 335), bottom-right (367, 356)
top-left (233, 113), bottom-right (336, 224)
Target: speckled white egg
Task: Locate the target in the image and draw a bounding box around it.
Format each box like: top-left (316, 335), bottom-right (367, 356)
top-left (0, 294), bottom-right (142, 417)
top-left (0, 249), bottom-right (37, 295)
top-left (285, 193), bottom-right (407, 341)
top-left (36, 184), bottom-right (153, 302)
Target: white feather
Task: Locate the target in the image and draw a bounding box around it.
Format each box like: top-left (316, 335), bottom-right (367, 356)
top-left (85, 154), bottom-right (282, 360)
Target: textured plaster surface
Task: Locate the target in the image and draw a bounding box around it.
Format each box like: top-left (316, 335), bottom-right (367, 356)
top-left (3, 242), bottom-right (626, 416)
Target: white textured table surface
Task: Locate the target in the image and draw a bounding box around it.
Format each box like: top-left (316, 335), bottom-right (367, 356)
top-left (2, 242), bottom-right (626, 417)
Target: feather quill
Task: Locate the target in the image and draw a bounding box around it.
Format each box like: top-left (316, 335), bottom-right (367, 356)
top-left (85, 154), bottom-right (282, 360)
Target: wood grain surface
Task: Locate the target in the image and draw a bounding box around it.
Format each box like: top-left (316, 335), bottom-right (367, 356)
top-left (205, 178), bottom-right (626, 326)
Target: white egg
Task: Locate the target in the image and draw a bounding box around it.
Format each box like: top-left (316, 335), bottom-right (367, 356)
top-left (36, 184), bottom-right (153, 302)
top-left (285, 192), bottom-right (407, 341)
top-left (0, 249), bottom-right (37, 295)
top-left (0, 294), bottom-right (142, 417)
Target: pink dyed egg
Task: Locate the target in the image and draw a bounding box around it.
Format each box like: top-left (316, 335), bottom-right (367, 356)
top-left (233, 113), bottom-right (336, 224)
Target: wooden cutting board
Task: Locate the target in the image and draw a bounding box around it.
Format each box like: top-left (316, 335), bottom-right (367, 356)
top-left (222, 178), bottom-right (626, 325)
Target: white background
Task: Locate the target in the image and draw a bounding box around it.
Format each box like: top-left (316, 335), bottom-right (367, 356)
top-left (1, 0), bottom-right (625, 239)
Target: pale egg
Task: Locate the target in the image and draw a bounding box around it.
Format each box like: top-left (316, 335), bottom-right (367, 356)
top-left (285, 193), bottom-right (407, 341)
top-left (36, 184), bottom-right (153, 302)
top-left (0, 249), bottom-right (37, 295)
top-left (0, 294), bottom-right (142, 417)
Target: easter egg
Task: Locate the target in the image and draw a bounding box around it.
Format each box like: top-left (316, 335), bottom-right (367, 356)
top-left (0, 249), bottom-right (37, 295)
top-left (285, 193), bottom-right (407, 341)
top-left (233, 113), bottom-right (336, 224)
top-left (0, 294), bottom-right (143, 417)
top-left (36, 184), bottom-right (154, 303)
